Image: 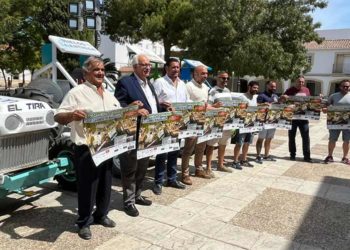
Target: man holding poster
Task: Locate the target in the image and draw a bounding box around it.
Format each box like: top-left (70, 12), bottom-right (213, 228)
top-left (152, 58), bottom-right (187, 195)
top-left (55, 57), bottom-right (120, 240)
top-left (115, 54), bottom-right (162, 217)
top-left (324, 79), bottom-right (350, 165)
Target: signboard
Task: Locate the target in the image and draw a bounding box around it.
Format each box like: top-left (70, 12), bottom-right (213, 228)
top-left (197, 109), bottom-right (224, 143)
top-left (83, 106), bottom-right (138, 166)
top-left (239, 106), bottom-right (265, 133)
top-left (137, 112), bottom-right (181, 159)
top-left (327, 106), bottom-right (350, 129)
top-left (287, 96), bottom-right (322, 120)
top-left (49, 35), bottom-right (101, 56)
top-left (172, 102), bottom-right (206, 138)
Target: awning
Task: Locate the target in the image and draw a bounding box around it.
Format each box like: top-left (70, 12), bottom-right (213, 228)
top-left (126, 44), bottom-right (165, 64)
top-left (182, 59), bottom-right (212, 71)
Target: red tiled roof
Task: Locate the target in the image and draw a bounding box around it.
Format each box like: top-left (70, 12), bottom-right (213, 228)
top-left (305, 39), bottom-right (350, 49)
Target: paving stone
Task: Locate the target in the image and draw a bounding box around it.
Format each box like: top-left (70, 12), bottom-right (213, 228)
top-left (123, 218), bottom-right (175, 243)
top-left (96, 233), bottom-right (152, 250)
top-left (215, 196), bottom-right (250, 212)
top-left (198, 205), bottom-right (238, 222)
top-left (251, 233), bottom-right (300, 250)
top-left (145, 205), bottom-right (195, 227)
top-left (170, 198), bottom-right (209, 213)
top-left (180, 215), bottom-right (226, 237)
top-left (154, 228), bottom-right (209, 250)
top-left (296, 181), bottom-right (331, 198)
top-left (214, 224), bottom-right (261, 249)
top-left (325, 185), bottom-right (350, 203)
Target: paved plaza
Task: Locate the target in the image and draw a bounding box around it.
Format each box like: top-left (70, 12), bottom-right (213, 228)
top-left (1, 114), bottom-right (350, 249)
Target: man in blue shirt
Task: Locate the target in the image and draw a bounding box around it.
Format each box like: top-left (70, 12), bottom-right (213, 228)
top-left (255, 80), bottom-right (279, 163)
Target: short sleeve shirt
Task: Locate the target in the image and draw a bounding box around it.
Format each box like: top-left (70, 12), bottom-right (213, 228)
top-left (186, 79), bottom-right (209, 102)
top-left (56, 81), bottom-right (121, 145)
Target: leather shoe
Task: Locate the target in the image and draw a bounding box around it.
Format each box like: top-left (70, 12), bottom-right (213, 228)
top-left (290, 156), bottom-right (296, 161)
top-left (135, 196), bottom-right (152, 206)
top-left (94, 217), bottom-right (116, 228)
top-left (195, 169), bottom-right (211, 179)
top-left (181, 176), bottom-right (192, 185)
top-left (78, 226), bottom-right (91, 240)
top-left (152, 183), bottom-right (162, 195)
top-left (304, 158), bottom-right (314, 163)
top-left (124, 204), bottom-right (139, 217)
top-left (166, 180), bottom-right (186, 189)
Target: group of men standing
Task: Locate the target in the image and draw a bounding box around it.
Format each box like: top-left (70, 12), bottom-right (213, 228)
top-left (54, 55), bottom-right (350, 240)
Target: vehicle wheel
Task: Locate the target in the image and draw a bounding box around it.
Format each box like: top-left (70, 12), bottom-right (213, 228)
top-left (112, 156), bottom-right (121, 178)
top-left (49, 137), bottom-right (77, 191)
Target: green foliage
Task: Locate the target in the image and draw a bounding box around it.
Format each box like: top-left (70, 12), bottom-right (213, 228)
top-left (183, 0), bottom-right (327, 79)
top-left (105, 0), bottom-right (194, 59)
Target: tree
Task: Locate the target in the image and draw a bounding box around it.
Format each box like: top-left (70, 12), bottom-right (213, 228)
top-left (104, 0), bottom-right (195, 60)
top-left (0, 0), bottom-right (44, 86)
top-left (182, 0), bottom-right (327, 79)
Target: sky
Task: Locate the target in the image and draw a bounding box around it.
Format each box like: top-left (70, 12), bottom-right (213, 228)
top-left (311, 0), bottom-right (350, 29)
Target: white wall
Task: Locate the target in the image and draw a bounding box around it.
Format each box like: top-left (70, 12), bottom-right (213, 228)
top-left (308, 50), bottom-right (335, 74)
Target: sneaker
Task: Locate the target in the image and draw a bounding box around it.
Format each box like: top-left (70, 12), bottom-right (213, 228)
top-left (324, 155), bottom-right (334, 164)
top-left (232, 161), bottom-right (242, 170)
top-left (263, 155), bottom-right (276, 161)
top-left (217, 165), bottom-right (233, 173)
top-left (241, 160), bottom-right (254, 168)
top-left (341, 157), bottom-right (350, 165)
top-left (255, 155), bottom-right (263, 164)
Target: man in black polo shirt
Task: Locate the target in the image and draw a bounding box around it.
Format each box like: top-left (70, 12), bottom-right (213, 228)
top-left (255, 80), bottom-right (279, 163)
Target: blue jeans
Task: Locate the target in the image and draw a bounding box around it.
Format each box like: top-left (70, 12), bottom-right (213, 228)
top-left (288, 120), bottom-right (311, 159)
top-left (155, 150), bottom-right (179, 185)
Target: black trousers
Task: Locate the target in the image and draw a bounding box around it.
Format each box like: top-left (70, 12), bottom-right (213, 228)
top-left (119, 149), bottom-right (149, 206)
top-left (288, 120), bottom-right (311, 159)
top-left (74, 145), bottom-right (113, 228)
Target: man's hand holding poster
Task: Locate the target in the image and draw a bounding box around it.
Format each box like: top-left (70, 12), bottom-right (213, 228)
top-left (83, 105), bottom-right (138, 166)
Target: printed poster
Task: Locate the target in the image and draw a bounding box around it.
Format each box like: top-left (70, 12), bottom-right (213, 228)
top-left (327, 106), bottom-right (350, 129)
top-left (214, 97), bottom-right (247, 130)
top-left (287, 96), bottom-right (322, 120)
top-left (264, 104), bottom-right (293, 130)
top-left (137, 112), bottom-right (181, 159)
top-left (172, 102), bottom-right (206, 138)
top-left (239, 106), bottom-right (266, 133)
top-left (197, 109), bottom-right (225, 143)
top-left (83, 106), bottom-right (138, 166)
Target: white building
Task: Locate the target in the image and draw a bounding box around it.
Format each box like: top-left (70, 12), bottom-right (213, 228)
top-left (304, 28), bottom-right (350, 96)
top-left (99, 35), bottom-right (165, 69)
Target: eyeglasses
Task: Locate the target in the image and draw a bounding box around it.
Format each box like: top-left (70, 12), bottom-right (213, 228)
top-left (138, 63), bottom-right (152, 68)
top-left (219, 77), bottom-right (230, 81)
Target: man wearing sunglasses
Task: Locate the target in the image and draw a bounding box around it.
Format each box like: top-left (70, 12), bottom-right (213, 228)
top-left (323, 79), bottom-right (350, 165)
top-left (206, 71), bottom-right (233, 177)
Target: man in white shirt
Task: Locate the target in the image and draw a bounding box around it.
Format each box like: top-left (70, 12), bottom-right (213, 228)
top-left (181, 65), bottom-right (211, 185)
top-left (232, 81), bottom-right (259, 169)
top-left (55, 57), bottom-right (119, 240)
top-left (152, 58), bottom-right (187, 195)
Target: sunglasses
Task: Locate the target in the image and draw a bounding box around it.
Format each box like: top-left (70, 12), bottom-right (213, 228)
top-left (219, 77), bottom-right (230, 80)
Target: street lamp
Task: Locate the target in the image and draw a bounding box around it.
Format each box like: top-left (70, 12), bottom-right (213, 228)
top-left (68, 0), bottom-right (104, 47)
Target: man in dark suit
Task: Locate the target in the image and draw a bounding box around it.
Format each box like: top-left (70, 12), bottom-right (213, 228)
top-left (115, 54), bottom-right (162, 217)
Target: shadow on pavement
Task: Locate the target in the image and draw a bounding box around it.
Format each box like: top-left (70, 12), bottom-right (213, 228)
top-left (289, 176), bottom-right (350, 249)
